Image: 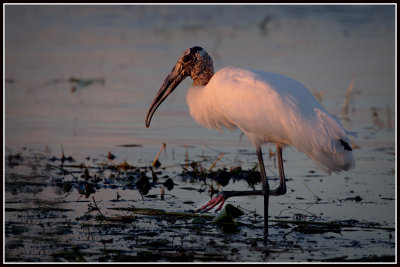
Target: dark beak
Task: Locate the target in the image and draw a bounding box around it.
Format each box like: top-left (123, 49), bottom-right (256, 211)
top-left (145, 63), bottom-right (186, 128)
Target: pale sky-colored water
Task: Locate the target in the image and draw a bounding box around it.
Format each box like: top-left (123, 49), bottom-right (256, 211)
top-left (5, 4), bottom-right (395, 152)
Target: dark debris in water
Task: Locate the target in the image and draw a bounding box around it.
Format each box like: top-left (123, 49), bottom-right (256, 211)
top-left (344, 195), bottom-right (363, 202)
top-left (4, 147), bottom-right (395, 262)
top-left (69, 77), bottom-right (105, 93)
top-left (292, 223), bottom-right (341, 235)
top-left (163, 178), bottom-right (175, 190)
top-left (7, 153), bottom-right (23, 168)
top-left (181, 164), bottom-right (263, 190)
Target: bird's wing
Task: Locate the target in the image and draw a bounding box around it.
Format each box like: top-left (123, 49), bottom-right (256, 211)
top-left (210, 67), bottom-right (354, 172)
top-left (211, 67), bottom-right (319, 143)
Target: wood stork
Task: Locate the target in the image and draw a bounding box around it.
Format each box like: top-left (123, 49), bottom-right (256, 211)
top-left (145, 46), bottom-right (355, 243)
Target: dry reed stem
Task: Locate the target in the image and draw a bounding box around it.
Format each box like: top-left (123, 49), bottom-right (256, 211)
top-left (152, 143), bottom-right (166, 167)
top-left (341, 77), bottom-right (356, 115)
top-left (209, 153), bottom-right (225, 171)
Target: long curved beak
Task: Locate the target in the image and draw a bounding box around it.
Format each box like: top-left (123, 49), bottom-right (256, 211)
top-left (145, 63), bottom-right (186, 128)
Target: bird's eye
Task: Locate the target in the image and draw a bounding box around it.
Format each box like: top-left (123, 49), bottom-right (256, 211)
top-left (182, 55), bottom-right (190, 63)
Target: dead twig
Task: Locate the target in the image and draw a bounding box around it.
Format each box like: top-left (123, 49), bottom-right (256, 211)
top-left (46, 163), bottom-right (78, 181)
top-left (341, 77), bottom-right (356, 115)
top-left (91, 196), bottom-right (105, 218)
top-left (304, 182), bottom-right (322, 201)
top-left (209, 153), bottom-right (225, 171)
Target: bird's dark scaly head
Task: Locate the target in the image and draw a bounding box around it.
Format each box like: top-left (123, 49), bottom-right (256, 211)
top-left (145, 46), bottom-right (214, 128)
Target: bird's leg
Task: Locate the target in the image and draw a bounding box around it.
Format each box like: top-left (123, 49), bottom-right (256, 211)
top-left (195, 146), bottom-right (288, 213)
top-left (269, 144), bottom-right (287, 196)
top-left (195, 190), bottom-right (263, 212)
top-left (194, 147), bottom-right (288, 245)
top-left (257, 147), bottom-right (270, 243)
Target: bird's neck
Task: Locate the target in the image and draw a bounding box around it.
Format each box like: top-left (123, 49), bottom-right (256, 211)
top-left (190, 57), bottom-right (214, 86)
top-left (192, 70), bottom-right (214, 86)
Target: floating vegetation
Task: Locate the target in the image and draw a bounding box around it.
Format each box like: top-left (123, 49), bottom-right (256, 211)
top-left (117, 144), bottom-right (143, 147)
top-left (303, 182), bottom-right (322, 201)
top-left (7, 153), bottom-right (23, 168)
top-left (163, 178), bottom-right (175, 190)
top-left (107, 152), bottom-right (116, 160)
top-left (152, 143), bottom-right (167, 168)
top-left (109, 206), bottom-right (214, 220)
top-left (341, 77), bottom-right (356, 115)
top-left (344, 195), bottom-right (363, 202)
top-left (135, 175), bottom-right (151, 195)
top-left (60, 144), bottom-right (75, 164)
top-left (69, 77), bottom-right (105, 92)
top-left (4, 146), bottom-right (395, 262)
top-left (211, 204), bottom-right (244, 225)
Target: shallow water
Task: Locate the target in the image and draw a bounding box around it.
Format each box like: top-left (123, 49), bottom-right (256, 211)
top-left (4, 4), bottom-right (396, 262)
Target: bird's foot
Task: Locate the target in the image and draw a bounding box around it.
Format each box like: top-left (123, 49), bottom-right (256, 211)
top-left (195, 191), bottom-right (233, 213)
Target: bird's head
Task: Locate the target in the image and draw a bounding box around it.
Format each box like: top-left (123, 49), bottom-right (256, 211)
top-left (145, 46), bottom-right (213, 128)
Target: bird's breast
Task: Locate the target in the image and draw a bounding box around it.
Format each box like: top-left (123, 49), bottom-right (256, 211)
top-left (186, 84), bottom-right (236, 132)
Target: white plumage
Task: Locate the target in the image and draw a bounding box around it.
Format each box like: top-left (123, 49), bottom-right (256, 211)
top-left (186, 66), bottom-right (355, 173)
top-left (145, 46), bottom-right (355, 243)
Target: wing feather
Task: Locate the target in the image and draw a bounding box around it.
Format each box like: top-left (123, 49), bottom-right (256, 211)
top-left (209, 67), bottom-right (354, 173)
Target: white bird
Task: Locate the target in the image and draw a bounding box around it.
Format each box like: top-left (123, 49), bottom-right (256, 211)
top-left (145, 46), bottom-right (355, 243)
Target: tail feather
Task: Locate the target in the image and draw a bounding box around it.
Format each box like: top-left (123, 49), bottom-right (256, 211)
top-left (306, 147), bottom-right (355, 174)
top-left (340, 139), bottom-right (352, 151)
top-left (295, 109), bottom-right (355, 174)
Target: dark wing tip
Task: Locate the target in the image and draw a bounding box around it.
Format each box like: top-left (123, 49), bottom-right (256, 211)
top-left (339, 139), bottom-right (352, 151)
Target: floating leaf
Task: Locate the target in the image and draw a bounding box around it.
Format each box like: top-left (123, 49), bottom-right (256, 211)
top-left (136, 175), bottom-right (151, 195)
top-left (163, 178), bottom-right (174, 190)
